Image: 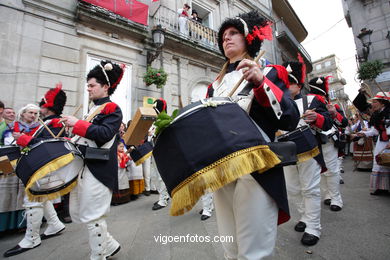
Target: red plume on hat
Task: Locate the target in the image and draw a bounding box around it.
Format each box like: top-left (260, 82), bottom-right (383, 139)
top-left (324, 76), bottom-right (332, 94)
top-left (41, 83), bottom-right (62, 108)
top-left (297, 53), bottom-right (306, 84)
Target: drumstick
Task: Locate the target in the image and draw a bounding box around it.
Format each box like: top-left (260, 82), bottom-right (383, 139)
top-left (300, 108), bottom-right (317, 119)
top-left (56, 104), bottom-right (82, 138)
top-left (38, 118), bottom-right (56, 138)
top-left (228, 50), bottom-right (266, 97)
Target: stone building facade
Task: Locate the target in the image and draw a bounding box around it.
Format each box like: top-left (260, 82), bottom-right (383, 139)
top-left (342, 0), bottom-right (390, 93)
top-left (0, 0), bottom-right (311, 122)
top-left (308, 54), bottom-right (350, 115)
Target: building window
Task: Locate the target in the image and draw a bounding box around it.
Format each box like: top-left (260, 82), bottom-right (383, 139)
top-left (325, 61), bottom-right (331, 67)
top-left (192, 3), bottom-right (213, 29)
top-left (84, 55), bottom-right (132, 123)
top-left (315, 64), bottom-right (322, 70)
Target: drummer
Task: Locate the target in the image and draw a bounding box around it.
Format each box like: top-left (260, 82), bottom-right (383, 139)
top-left (282, 59), bottom-right (332, 246)
top-left (61, 60), bottom-right (124, 260)
top-left (4, 86), bottom-right (67, 258)
top-left (308, 77), bottom-right (348, 212)
top-left (208, 11), bottom-right (300, 259)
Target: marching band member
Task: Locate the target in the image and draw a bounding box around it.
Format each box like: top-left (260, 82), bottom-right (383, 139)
top-left (61, 60), bottom-right (124, 260)
top-left (282, 59), bottom-right (332, 246)
top-left (308, 77), bottom-right (348, 212)
top-left (357, 92), bottom-right (390, 195)
top-left (151, 99), bottom-right (170, 211)
top-left (4, 86), bottom-right (67, 257)
top-left (208, 11), bottom-right (300, 259)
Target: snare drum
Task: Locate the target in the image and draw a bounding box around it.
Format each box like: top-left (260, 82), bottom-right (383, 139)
top-left (153, 98), bottom-right (281, 216)
top-left (277, 125), bottom-right (319, 163)
top-left (16, 138), bottom-right (83, 202)
top-left (130, 141), bottom-right (153, 166)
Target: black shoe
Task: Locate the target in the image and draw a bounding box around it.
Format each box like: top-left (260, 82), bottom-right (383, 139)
top-left (3, 244), bottom-right (41, 257)
top-left (323, 199), bottom-right (331, 206)
top-left (143, 191), bottom-right (151, 196)
top-left (199, 209), bottom-right (203, 215)
top-left (294, 221), bottom-right (306, 232)
top-left (200, 215), bottom-right (210, 221)
top-left (330, 205), bottom-right (342, 211)
top-left (340, 169), bottom-right (344, 173)
top-left (40, 227), bottom-right (65, 240)
top-left (59, 215), bottom-right (72, 224)
top-left (130, 195), bottom-right (139, 201)
top-left (150, 190), bottom-right (159, 195)
top-left (301, 232), bottom-right (319, 246)
top-left (153, 201), bottom-right (159, 206)
top-left (152, 204), bottom-right (166, 210)
top-left (339, 179), bottom-right (344, 184)
top-left (106, 245), bottom-right (121, 259)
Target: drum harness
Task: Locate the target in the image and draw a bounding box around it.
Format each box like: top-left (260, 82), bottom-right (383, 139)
top-left (71, 103), bottom-right (112, 178)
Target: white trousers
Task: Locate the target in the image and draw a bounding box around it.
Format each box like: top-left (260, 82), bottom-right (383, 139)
top-left (201, 193), bottom-right (214, 217)
top-left (321, 142), bottom-right (343, 207)
top-left (214, 174), bottom-right (278, 260)
top-left (69, 166), bottom-right (111, 223)
top-left (284, 158), bottom-right (321, 237)
top-left (70, 166), bottom-right (118, 260)
top-left (142, 157), bottom-right (152, 191)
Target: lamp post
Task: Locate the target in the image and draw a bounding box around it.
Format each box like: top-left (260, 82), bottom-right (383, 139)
top-left (356, 28), bottom-right (373, 62)
top-left (147, 25), bottom-right (165, 66)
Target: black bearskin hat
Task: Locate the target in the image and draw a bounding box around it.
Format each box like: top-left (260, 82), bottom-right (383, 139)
top-left (153, 98), bottom-right (167, 114)
top-left (308, 76), bottom-right (331, 97)
top-left (87, 60), bottom-right (125, 96)
top-left (283, 54), bottom-right (306, 87)
top-left (39, 83), bottom-right (67, 115)
top-left (217, 10), bottom-right (272, 59)
top-left (283, 61), bottom-right (304, 87)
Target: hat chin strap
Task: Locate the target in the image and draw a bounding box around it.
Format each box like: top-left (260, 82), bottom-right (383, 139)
top-left (288, 74), bottom-right (299, 84)
top-left (309, 84), bottom-right (326, 95)
top-left (234, 17), bottom-right (249, 36)
top-left (99, 64), bottom-right (111, 88)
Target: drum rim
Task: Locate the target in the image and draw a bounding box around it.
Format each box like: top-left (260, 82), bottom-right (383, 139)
top-left (277, 125), bottom-right (311, 139)
top-left (28, 175), bottom-right (78, 195)
top-left (172, 97), bottom-right (233, 124)
top-left (26, 138), bottom-right (70, 151)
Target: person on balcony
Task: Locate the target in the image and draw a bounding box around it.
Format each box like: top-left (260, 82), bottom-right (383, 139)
top-left (177, 3), bottom-right (190, 35)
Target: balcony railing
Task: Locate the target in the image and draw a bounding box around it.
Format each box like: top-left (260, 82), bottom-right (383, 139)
top-left (152, 5), bottom-right (219, 51)
top-left (275, 20), bottom-right (311, 63)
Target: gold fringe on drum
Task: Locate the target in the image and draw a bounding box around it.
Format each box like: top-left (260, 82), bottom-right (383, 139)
top-left (133, 151), bottom-right (153, 166)
top-left (169, 145), bottom-right (281, 216)
top-left (129, 179), bottom-right (145, 195)
top-left (25, 153), bottom-right (77, 202)
top-left (297, 146), bottom-right (320, 163)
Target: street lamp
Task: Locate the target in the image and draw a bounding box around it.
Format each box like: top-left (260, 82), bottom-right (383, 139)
top-left (147, 25), bottom-right (165, 65)
top-left (356, 28), bottom-right (373, 62)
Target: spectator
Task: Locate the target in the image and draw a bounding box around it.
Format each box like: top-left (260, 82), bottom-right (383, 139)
top-left (177, 3), bottom-right (190, 35)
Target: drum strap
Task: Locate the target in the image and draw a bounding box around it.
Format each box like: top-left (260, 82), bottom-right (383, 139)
top-left (302, 95), bottom-right (309, 113)
top-left (72, 103), bottom-right (109, 144)
top-left (85, 103), bottom-right (109, 123)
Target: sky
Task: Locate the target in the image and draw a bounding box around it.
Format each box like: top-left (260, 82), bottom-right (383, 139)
top-left (289, 0), bottom-right (360, 99)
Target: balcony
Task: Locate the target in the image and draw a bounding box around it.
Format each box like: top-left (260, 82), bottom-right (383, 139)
top-left (151, 5), bottom-right (220, 53)
top-left (275, 20), bottom-right (312, 72)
